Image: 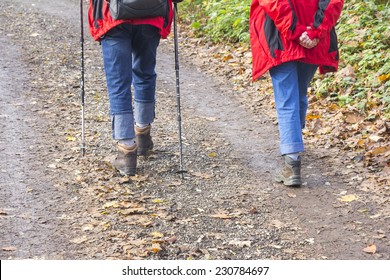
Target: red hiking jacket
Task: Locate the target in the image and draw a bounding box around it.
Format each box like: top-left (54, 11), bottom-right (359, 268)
top-left (250, 0), bottom-right (344, 80)
top-left (88, 0), bottom-right (173, 41)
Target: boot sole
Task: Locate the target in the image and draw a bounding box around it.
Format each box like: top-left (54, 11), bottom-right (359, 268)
top-left (117, 168), bottom-right (136, 176)
top-left (274, 174), bottom-right (302, 187)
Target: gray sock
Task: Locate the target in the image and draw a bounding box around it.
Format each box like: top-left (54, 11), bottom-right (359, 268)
top-left (286, 153), bottom-right (300, 161)
top-left (119, 138), bottom-right (135, 147)
top-left (136, 123), bottom-right (149, 129)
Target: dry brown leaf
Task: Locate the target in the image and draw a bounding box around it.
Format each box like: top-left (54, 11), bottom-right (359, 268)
top-left (82, 224), bottom-right (94, 231)
top-left (119, 201), bottom-right (138, 208)
top-left (270, 219), bottom-right (285, 229)
top-left (222, 54), bottom-right (233, 62)
top-left (150, 243), bottom-right (162, 254)
top-left (131, 174), bottom-right (149, 182)
top-left (345, 113), bottom-right (364, 124)
top-left (228, 240), bottom-right (251, 248)
top-left (150, 231), bottom-right (164, 238)
top-left (70, 236), bottom-right (88, 244)
top-left (2, 246), bottom-right (16, 251)
top-left (192, 172), bottom-right (214, 179)
top-left (306, 114), bottom-right (321, 121)
top-left (152, 199), bottom-right (164, 203)
top-left (103, 201), bottom-right (121, 209)
top-left (165, 236), bottom-right (177, 243)
top-left (362, 244), bottom-right (377, 254)
top-left (209, 213), bottom-right (233, 219)
top-left (366, 146), bottom-right (390, 157)
top-left (121, 207), bottom-right (147, 215)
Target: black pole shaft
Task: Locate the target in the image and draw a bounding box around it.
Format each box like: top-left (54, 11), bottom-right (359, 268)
top-left (80, 0), bottom-right (86, 156)
top-left (173, 3), bottom-right (184, 178)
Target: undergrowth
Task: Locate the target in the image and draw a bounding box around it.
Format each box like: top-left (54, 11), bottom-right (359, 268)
top-left (179, 0), bottom-right (389, 119)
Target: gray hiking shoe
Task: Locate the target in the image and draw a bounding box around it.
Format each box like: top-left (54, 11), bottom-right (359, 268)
top-left (274, 155), bottom-right (302, 186)
top-left (135, 125), bottom-right (153, 156)
top-left (112, 143), bottom-right (137, 176)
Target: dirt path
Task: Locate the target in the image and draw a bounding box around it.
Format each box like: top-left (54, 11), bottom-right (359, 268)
top-left (0, 0), bottom-right (388, 260)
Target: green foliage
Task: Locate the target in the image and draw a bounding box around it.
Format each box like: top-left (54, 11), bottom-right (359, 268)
top-left (179, 0), bottom-right (251, 43)
top-left (316, 0), bottom-right (390, 117)
top-left (179, 0), bottom-right (390, 118)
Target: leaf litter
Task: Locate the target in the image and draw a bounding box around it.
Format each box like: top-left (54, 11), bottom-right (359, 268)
top-left (0, 0), bottom-right (389, 261)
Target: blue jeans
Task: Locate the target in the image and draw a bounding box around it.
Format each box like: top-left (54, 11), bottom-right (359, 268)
top-left (269, 62), bottom-right (318, 155)
top-left (101, 24), bottom-right (160, 140)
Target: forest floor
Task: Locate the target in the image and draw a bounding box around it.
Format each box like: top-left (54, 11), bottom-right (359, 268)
top-left (0, 0), bottom-right (389, 260)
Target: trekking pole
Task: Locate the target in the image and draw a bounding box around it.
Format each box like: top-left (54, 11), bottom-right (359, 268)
top-left (173, 2), bottom-right (185, 179)
top-left (80, 0), bottom-right (86, 156)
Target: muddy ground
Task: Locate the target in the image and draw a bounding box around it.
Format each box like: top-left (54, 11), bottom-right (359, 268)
top-left (0, 0), bottom-right (389, 260)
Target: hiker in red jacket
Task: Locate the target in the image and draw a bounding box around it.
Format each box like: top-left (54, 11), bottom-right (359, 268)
top-left (250, 0), bottom-right (344, 186)
top-left (88, 0), bottom-right (182, 176)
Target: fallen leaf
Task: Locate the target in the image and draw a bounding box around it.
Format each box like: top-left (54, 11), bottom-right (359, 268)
top-left (345, 113), bottom-right (364, 124)
top-left (378, 73), bottom-right (390, 82)
top-left (209, 213), bottom-right (233, 219)
top-left (228, 240), bottom-right (251, 248)
top-left (366, 146), bottom-right (390, 157)
top-left (120, 201), bottom-right (137, 208)
top-left (208, 152), bottom-right (217, 158)
top-left (151, 243), bottom-right (162, 254)
top-left (121, 207), bottom-right (147, 215)
top-left (191, 172), bottom-right (214, 179)
top-left (249, 207), bottom-right (258, 214)
top-left (2, 246), bottom-right (16, 251)
top-left (362, 244), bottom-right (377, 254)
top-left (66, 135), bottom-right (76, 142)
top-left (165, 236), bottom-right (177, 243)
top-left (270, 219), bottom-right (285, 229)
top-left (131, 175), bottom-right (149, 182)
top-left (338, 194), bottom-right (359, 202)
top-left (150, 231), bottom-right (164, 238)
top-left (369, 135), bottom-right (383, 142)
top-left (306, 114), bottom-right (321, 121)
top-left (103, 201), bottom-right (121, 209)
top-left (70, 236), bottom-right (88, 244)
top-left (222, 54), bottom-right (233, 62)
top-left (82, 224), bottom-right (94, 231)
top-left (305, 238), bottom-right (315, 244)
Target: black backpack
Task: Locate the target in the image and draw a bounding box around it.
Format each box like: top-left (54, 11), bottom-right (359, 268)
top-left (109, 0), bottom-right (168, 20)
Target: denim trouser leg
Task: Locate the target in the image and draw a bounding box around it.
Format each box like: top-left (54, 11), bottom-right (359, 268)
top-left (270, 62), bottom-right (318, 155)
top-left (132, 25), bottom-right (160, 125)
top-left (297, 62), bottom-right (318, 129)
top-left (101, 24), bottom-right (160, 140)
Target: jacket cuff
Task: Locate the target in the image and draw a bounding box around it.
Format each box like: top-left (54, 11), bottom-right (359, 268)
top-left (306, 29), bottom-right (318, 40)
top-left (289, 24), bottom-right (307, 42)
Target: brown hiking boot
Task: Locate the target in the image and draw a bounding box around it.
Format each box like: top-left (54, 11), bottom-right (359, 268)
top-left (274, 155), bottom-right (302, 186)
top-left (135, 125), bottom-right (153, 156)
top-left (111, 143), bottom-right (137, 176)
